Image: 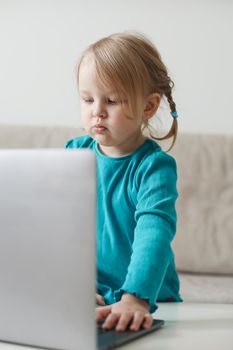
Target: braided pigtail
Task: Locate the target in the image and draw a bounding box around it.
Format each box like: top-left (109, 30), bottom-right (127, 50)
top-left (149, 79), bottom-right (178, 152)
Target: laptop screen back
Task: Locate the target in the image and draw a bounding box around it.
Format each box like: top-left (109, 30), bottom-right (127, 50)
top-left (0, 149), bottom-right (96, 350)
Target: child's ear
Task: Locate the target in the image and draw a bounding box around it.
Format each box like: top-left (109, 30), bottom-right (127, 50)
top-left (143, 93), bottom-right (161, 120)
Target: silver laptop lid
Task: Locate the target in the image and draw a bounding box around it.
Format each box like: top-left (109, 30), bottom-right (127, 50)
top-left (0, 149), bottom-right (96, 350)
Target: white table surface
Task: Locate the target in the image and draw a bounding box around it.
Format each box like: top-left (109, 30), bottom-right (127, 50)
top-left (126, 302), bottom-right (233, 350)
top-left (0, 302), bottom-right (233, 350)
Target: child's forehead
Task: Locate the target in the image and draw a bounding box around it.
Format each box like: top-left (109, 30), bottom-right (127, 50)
top-left (79, 55), bottom-right (117, 95)
top-left (79, 54), bottom-right (96, 76)
top-left (79, 79), bottom-right (116, 96)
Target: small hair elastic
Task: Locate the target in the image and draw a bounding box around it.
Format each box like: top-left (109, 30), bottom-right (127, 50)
top-left (171, 111), bottom-right (178, 118)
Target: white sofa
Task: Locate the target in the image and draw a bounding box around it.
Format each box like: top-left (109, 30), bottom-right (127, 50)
top-left (0, 124), bottom-right (232, 303)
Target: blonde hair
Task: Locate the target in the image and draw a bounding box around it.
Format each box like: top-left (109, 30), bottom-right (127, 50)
top-left (77, 32), bottom-right (178, 152)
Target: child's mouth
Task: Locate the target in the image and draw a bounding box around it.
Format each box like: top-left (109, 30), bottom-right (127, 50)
top-left (93, 125), bottom-right (107, 133)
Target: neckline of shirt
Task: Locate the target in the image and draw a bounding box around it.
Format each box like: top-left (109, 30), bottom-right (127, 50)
top-left (93, 138), bottom-right (159, 161)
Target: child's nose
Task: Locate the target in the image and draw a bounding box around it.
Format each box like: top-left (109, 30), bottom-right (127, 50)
top-left (93, 102), bottom-right (107, 119)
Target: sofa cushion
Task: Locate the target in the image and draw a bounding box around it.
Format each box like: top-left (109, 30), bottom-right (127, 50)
top-left (0, 124), bottom-right (85, 148)
top-left (170, 133), bottom-right (233, 275)
top-left (178, 272), bottom-right (233, 304)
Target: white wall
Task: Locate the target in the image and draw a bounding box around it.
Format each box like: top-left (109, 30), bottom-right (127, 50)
top-left (0, 0), bottom-right (232, 135)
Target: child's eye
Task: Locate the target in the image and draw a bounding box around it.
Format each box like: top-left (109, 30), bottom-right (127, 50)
top-left (106, 97), bottom-right (118, 105)
top-left (82, 97), bottom-right (93, 103)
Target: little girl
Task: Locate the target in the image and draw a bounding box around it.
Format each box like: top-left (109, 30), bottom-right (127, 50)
top-left (66, 32), bottom-right (182, 332)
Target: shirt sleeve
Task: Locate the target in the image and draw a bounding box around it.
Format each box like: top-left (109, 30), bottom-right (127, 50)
top-left (114, 151), bottom-right (178, 312)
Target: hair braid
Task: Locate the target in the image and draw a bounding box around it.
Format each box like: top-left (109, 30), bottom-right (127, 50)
top-left (149, 77), bottom-right (178, 152)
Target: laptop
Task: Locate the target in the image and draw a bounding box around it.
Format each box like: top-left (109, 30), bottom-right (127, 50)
top-left (0, 149), bottom-right (164, 350)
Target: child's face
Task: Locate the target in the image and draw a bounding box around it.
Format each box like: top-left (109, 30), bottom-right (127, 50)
top-left (78, 54), bottom-right (146, 157)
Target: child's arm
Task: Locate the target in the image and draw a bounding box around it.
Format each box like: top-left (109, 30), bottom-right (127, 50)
top-left (96, 293), bottom-right (153, 331)
top-left (114, 152), bottom-right (178, 312)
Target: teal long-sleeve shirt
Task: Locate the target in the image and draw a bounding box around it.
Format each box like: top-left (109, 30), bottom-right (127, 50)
top-left (65, 135), bottom-right (182, 312)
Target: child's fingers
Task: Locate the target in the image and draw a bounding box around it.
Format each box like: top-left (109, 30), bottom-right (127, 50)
top-left (115, 312), bottom-right (133, 332)
top-left (96, 293), bottom-right (106, 306)
top-left (142, 313), bottom-right (153, 329)
top-left (129, 311), bottom-right (145, 331)
top-left (96, 305), bottom-right (112, 322)
top-left (102, 312), bottom-right (120, 330)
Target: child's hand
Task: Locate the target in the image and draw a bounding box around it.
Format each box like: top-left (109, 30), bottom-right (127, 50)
top-left (96, 293), bottom-right (106, 306)
top-left (96, 293), bottom-right (153, 332)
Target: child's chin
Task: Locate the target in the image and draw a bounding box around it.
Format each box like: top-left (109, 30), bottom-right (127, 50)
top-left (92, 134), bottom-right (111, 145)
